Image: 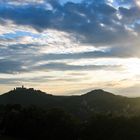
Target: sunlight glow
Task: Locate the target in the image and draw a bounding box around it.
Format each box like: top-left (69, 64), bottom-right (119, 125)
top-left (135, 0), bottom-right (140, 7)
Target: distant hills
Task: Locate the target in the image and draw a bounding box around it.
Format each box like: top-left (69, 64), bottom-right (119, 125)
top-left (0, 86), bottom-right (140, 118)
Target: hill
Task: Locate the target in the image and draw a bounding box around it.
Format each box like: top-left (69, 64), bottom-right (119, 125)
top-left (0, 87), bottom-right (140, 118)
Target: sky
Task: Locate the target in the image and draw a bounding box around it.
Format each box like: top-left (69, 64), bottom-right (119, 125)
top-left (0, 0), bottom-right (140, 96)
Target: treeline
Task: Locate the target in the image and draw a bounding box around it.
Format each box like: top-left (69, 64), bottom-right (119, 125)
top-left (1, 105), bottom-right (140, 140)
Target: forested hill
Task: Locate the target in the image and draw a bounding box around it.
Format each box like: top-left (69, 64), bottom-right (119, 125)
top-left (0, 87), bottom-right (140, 117)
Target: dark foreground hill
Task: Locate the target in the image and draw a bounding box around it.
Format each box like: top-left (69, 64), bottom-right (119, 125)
top-left (1, 87), bottom-right (140, 140)
top-left (0, 87), bottom-right (140, 117)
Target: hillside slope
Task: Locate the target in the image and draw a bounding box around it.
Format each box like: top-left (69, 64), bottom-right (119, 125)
top-left (0, 87), bottom-right (140, 117)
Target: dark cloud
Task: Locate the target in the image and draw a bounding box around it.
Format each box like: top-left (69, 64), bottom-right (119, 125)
top-left (119, 6), bottom-right (140, 23)
top-left (34, 62), bottom-right (122, 71)
top-left (0, 0), bottom-right (139, 74)
top-left (115, 0), bottom-right (135, 6)
top-left (0, 0), bottom-right (137, 45)
top-left (0, 59), bottom-right (26, 73)
top-left (0, 56), bottom-right (123, 74)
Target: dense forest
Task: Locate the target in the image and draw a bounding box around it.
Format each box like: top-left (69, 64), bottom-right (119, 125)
top-left (1, 105), bottom-right (140, 140)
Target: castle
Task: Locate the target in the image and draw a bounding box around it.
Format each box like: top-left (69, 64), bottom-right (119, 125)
top-left (14, 85), bottom-right (34, 91)
top-left (14, 85), bottom-right (26, 90)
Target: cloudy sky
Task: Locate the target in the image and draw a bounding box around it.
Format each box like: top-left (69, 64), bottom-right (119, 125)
top-left (0, 0), bottom-right (140, 96)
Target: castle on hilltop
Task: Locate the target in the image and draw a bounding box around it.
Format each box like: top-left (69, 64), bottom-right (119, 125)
top-left (15, 85), bottom-right (26, 90)
top-left (14, 85), bottom-right (34, 91)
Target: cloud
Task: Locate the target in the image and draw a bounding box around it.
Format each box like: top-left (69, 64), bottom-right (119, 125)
top-left (34, 46), bottom-right (140, 62)
top-left (0, 59), bottom-right (26, 73)
top-left (33, 62), bottom-right (123, 71)
top-left (0, 0), bottom-right (138, 46)
top-left (0, 0), bottom-right (140, 96)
